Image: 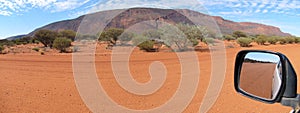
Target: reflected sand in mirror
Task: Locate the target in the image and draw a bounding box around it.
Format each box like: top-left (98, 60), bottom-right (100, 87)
top-left (239, 52), bottom-right (281, 100)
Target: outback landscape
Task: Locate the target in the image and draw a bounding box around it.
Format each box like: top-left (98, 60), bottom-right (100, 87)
top-left (1, 8), bottom-right (300, 113)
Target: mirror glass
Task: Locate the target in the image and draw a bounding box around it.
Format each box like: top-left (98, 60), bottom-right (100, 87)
top-left (239, 52), bottom-right (282, 100)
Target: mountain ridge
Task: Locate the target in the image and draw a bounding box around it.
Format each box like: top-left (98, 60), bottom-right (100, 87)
top-left (7, 8), bottom-right (291, 40)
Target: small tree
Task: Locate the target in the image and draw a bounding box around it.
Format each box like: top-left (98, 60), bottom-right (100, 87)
top-left (35, 29), bottom-right (58, 48)
top-left (255, 35), bottom-right (268, 45)
top-left (233, 31), bottom-right (247, 38)
top-left (19, 36), bottom-right (32, 44)
top-left (237, 37), bottom-right (252, 47)
top-left (59, 30), bottom-right (76, 41)
top-left (159, 24), bottom-right (201, 52)
top-left (182, 24), bottom-right (205, 41)
top-left (53, 37), bottom-right (72, 53)
top-left (223, 34), bottom-right (235, 41)
top-left (98, 28), bottom-right (124, 45)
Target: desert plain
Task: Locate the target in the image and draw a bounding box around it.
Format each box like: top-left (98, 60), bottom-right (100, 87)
top-left (1, 43), bottom-right (300, 113)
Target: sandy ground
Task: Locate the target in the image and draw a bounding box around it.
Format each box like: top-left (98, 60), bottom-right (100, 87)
top-left (1, 43), bottom-right (300, 113)
top-left (240, 63), bottom-right (276, 99)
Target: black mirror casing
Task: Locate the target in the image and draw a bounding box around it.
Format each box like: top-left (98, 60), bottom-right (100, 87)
top-left (234, 50), bottom-right (297, 104)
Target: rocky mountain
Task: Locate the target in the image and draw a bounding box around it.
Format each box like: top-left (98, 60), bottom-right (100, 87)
top-left (18, 8), bottom-right (291, 39)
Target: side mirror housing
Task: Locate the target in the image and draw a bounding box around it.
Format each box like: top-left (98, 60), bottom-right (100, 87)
top-left (234, 50), bottom-right (297, 104)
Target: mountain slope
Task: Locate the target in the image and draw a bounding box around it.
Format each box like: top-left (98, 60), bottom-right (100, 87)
top-left (21, 8), bottom-right (291, 39)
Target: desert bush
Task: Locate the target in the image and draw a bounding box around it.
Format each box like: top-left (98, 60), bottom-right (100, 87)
top-left (295, 37), bottom-right (300, 43)
top-left (203, 38), bottom-right (215, 45)
top-left (53, 37), bottom-right (72, 53)
top-left (237, 37), bottom-right (252, 47)
top-left (190, 38), bottom-right (199, 47)
top-left (267, 37), bottom-right (278, 45)
top-left (19, 36), bottom-right (32, 44)
top-left (137, 40), bottom-right (156, 52)
top-left (223, 35), bottom-right (235, 41)
top-left (32, 47), bottom-right (40, 52)
top-left (0, 45), bottom-right (4, 54)
top-left (255, 35), bottom-right (267, 45)
top-left (278, 38), bottom-right (287, 44)
top-left (159, 24), bottom-right (199, 51)
top-left (14, 39), bottom-right (23, 45)
top-left (0, 39), bottom-right (14, 47)
top-left (286, 37), bottom-right (295, 44)
top-left (233, 31), bottom-right (247, 38)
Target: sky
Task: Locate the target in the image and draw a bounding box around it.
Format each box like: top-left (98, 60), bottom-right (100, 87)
top-left (0, 0), bottom-right (299, 39)
top-left (245, 52), bottom-right (280, 63)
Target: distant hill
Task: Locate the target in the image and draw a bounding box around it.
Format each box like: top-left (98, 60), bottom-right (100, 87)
top-left (7, 8), bottom-right (291, 40)
top-left (6, 35), bottom-right (27, 40)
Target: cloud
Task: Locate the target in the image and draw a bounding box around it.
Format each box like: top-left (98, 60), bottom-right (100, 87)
top-left (198, 0), bottom-right (300, 17)
top-left (52, 0), bottom-right (90, 12)
top-left (80, 0), bottom-right (206, 15)
top-left (0, 0), bottom-right (90, 16)
top-left (255, 9), bottom-right (261, 13)
top-left (262, 9), bottom-right (268, 13)
top-left (219, 11), bottom-right (242, 15)
top-left (0, 10), bottom-right (12, 16)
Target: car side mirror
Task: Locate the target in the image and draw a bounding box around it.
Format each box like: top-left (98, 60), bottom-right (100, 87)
top-left (234, 50), bottom-right (298, 104)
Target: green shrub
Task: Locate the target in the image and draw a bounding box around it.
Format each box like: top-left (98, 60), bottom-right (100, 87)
top-left (59, 30), bottom-right (76, 41)
top-left (35, 29), bottom-right (58, 48)
top-left (255, 35), bottom-right (267, 45)
top-left (278, 38), bottom-right (287, 44)
top-left (0, 39), bottom-right (15, 47)
top-left (203, 38), bottom-right (215, 45)
top-left (286, 37), bottom-right (295, 44)
top-left (295, 37), bottom-right (300, 43)
top-left (190, 38), bottom-right (199, 47)
top-left (137, 40), bottom-right (156, 52)
top-left (233, 31), bottom-right (247, 38)
top-left (237, 37), bottom-right (252, 47)
top-left (267, 37), bottom-right (278, 45)
top-left (32, 47), bottom-right (40, 52)
top-left (53, 37), bottom-right (72, 53)
top-left (223, 35), bottom-right (235, 41)
top-left (0, 45), bottom-right (4, 54)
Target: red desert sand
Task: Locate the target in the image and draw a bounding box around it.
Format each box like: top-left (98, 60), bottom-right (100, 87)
top-left (1, 43), bottom-right (300, 113)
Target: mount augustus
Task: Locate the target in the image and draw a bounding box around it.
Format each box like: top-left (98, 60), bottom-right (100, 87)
top-left (7, 8), bottom-right (291, 40)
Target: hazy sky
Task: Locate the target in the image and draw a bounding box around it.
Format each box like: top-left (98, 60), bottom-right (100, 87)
top-left (0, 0), bottom-right (299, 39)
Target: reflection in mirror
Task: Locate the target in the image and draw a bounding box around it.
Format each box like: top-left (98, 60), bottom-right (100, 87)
top-left (239, 52), bottom-right (282, 100)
